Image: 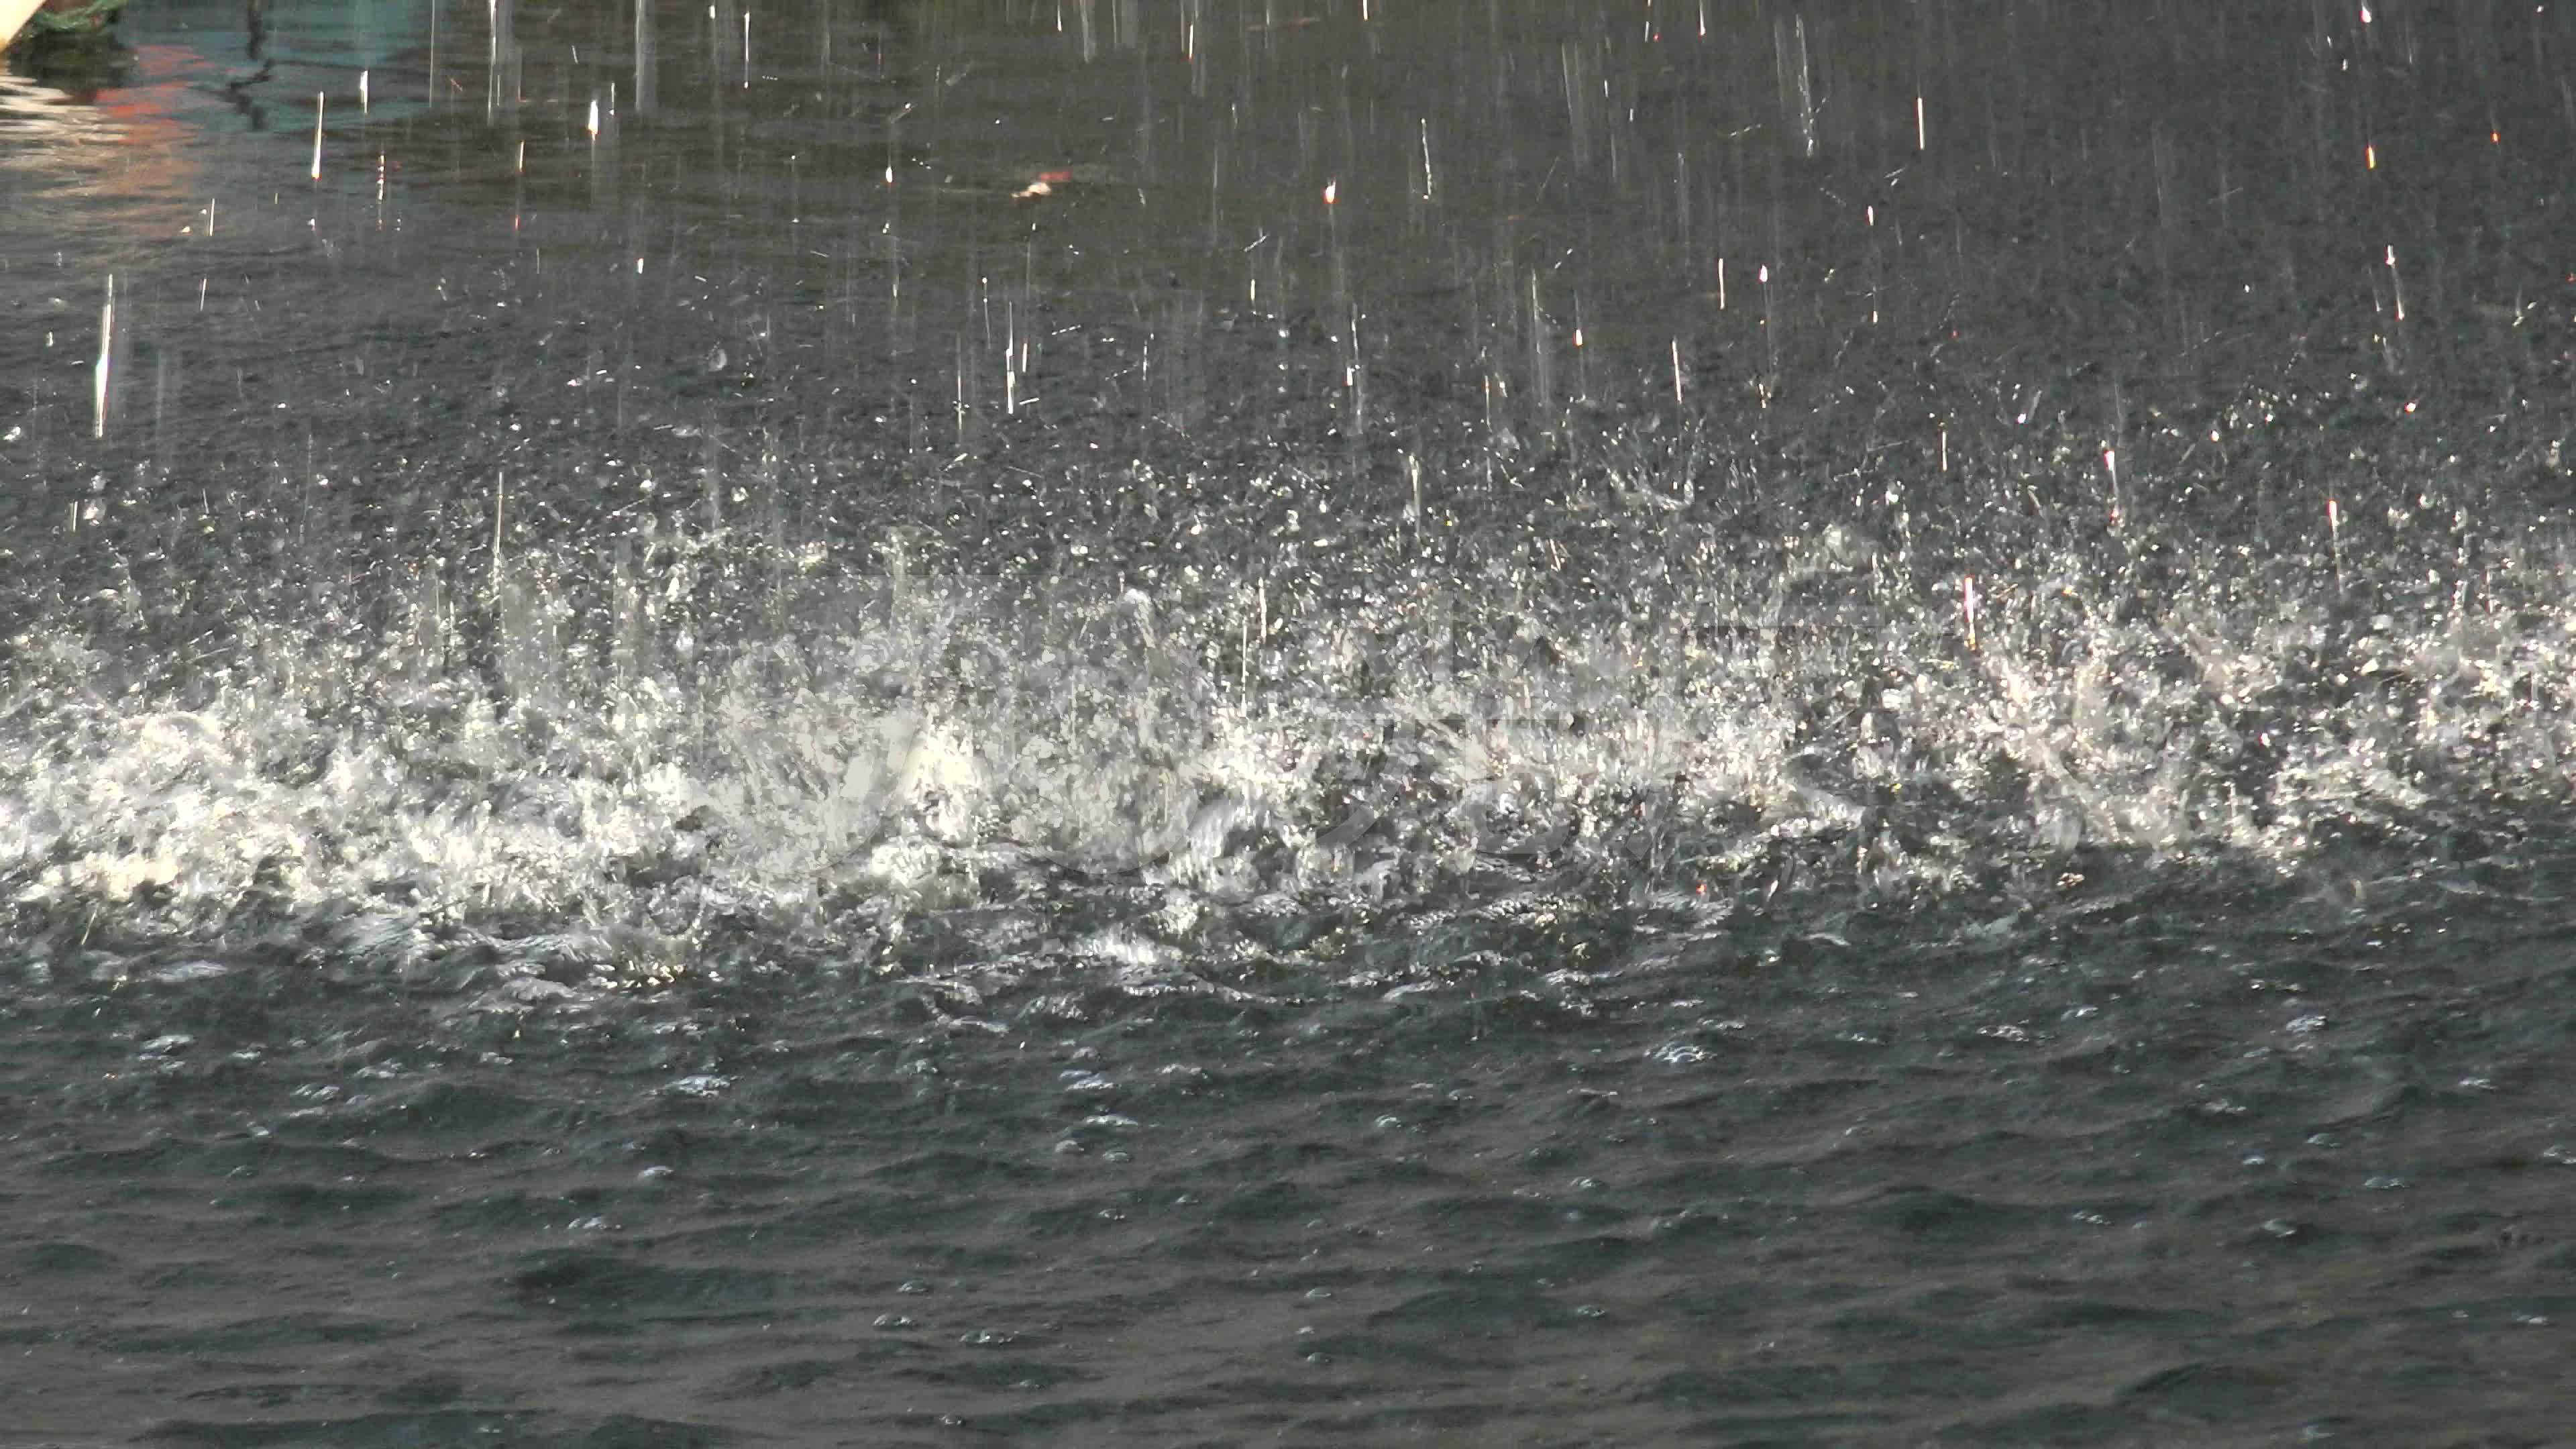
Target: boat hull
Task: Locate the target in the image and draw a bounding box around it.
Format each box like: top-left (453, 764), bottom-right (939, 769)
top-left (5, 0), bottom-right (126, 50)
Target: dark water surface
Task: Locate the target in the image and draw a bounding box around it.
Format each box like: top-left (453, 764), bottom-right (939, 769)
top-left (5, 0), bottom-right (2576, 1442)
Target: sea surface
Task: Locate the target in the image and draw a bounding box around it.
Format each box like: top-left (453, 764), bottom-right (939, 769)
top-left (3, 1), bottom-right (2575, 1444)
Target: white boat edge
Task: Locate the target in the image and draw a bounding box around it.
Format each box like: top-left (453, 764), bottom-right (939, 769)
top-left (1, 0), bottom-right (43, 50)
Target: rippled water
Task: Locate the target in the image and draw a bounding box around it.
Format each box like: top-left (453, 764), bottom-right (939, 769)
top-left (4, 1), bottom-right (2575, 1442)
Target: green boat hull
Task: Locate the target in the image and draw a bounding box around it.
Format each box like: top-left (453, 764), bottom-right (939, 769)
top-left (7, 0), bottom-right (126, 49)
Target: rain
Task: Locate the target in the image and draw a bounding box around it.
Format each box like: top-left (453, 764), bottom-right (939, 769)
top-left (1, 0), bottom-right (2573, 1440)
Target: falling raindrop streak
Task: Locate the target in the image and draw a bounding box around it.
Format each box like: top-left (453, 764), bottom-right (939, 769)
top-left (91, 275), bottom-right (113, 440)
